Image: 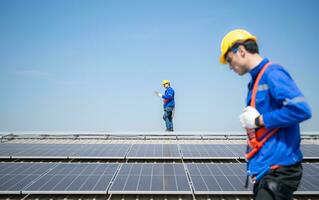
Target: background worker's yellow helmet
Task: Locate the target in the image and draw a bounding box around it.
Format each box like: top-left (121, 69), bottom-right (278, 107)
top-left (162, 80), bottom-right (170, 85)
top-left (219, 29), bottom-right (257, 64)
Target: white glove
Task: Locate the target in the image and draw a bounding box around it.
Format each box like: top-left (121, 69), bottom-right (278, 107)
top-left (155, 91), bottom-right (162, 97)
top-left (239, 106), bottom-right (260, 129)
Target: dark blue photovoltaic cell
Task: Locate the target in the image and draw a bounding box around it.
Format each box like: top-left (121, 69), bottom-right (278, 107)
top-left (109, 163), bottom-right (192, 194)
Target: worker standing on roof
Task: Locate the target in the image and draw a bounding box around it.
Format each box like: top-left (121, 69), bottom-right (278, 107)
top-left (219, 29), bottom-right (312, 200)
top-left (155, 80), bottom-right (175, 132)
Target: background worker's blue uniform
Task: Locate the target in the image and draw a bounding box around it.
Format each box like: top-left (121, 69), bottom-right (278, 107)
top-left (246, 58), bottom-right (312, 181)
top-left (162, 87), bottom-right (175, 131)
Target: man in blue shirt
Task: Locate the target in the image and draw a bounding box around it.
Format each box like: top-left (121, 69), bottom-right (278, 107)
top-left (219, 29), bottom-right (312, 200)
top-left (155, 80), bottom-right (175, 132)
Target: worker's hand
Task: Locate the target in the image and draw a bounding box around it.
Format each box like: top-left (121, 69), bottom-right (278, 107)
top-left (239, 106), bottom-right (260, 129)
top-left (155, 91), bottom-right (162, 97)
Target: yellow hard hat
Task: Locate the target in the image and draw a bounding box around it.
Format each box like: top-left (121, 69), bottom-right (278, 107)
top-left (219, 29), bottom-right (257, 64)
top-left (162, 80), bottom-right (170, 85)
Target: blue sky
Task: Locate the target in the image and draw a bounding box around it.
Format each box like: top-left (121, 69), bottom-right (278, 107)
top-left (0, 0), bottom-right (318, 132)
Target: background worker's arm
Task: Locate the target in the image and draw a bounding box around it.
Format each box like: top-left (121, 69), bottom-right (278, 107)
top-left (155, 91), bottom-right (162, 97)
top-left (262, 67), bottom-right (312, 129)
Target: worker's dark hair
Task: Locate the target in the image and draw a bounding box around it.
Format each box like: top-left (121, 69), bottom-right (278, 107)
top-left (231, 39), bottom-right (259, 54)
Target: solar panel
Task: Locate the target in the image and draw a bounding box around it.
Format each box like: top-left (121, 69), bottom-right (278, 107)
top-left (227, 144), bottom-right (319, 159)
top-left (187, 163), bottom-right (319, 195)
top-left (0, 143), bottom-right (40, 159)
top-left (186, 163), bottom-right (252, 194)
top-left (227, 144), bottom-right (246, 158)
top-left (180, 144), bottom-right (319, 160)
top-left (301, 144), bottom-right (319, 159)
top-left (180, 144), bottom-right (239, 159)
top-left (0, 162), bottom-right (57, 194)
top-left (69, 144), bottom-right (130, 159)
top-left (108, 163), bottom-right (192, 194)
top-left (0, 144), bottom-right (130, 159)
top-left (12, 144), bottom-right (76, 159)
top-left (126, 144), bottom-right (181, 159)
top-left (23, 163), bottom-right (119, 194)
top-left (295, 163), bottom-right (319, 194)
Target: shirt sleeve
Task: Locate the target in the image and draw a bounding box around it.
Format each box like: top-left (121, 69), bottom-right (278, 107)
top-left (262, 67), bottom-right (312, 129)
top-left (162, 89), bottom-right (174, 100)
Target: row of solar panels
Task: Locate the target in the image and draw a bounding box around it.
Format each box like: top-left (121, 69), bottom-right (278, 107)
top-left (0, 162), bottom-right (318, 195)
top-left (1, 143), bottom-right (319, 159)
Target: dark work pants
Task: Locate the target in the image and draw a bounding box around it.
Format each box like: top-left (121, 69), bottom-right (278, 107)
top-left (163, 107), bottom-right (174, 130)
top-left (253, 162), bottom-right (302, 200)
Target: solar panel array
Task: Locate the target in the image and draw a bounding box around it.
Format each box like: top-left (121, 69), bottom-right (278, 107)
top-left (1, 143), bottom-right (318, 160)
top-left (0, 143), bottom-right (318, 195)
top-left (1, 162), bottom-right (318, 195)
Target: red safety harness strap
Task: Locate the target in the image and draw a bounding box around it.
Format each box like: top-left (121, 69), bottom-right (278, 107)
top-left (245, 62), bottom-right (280, 160)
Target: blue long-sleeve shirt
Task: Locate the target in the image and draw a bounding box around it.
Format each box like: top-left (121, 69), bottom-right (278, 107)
top-left (162, 87), bottom-right (175, 108)
top-left (246, 58), bottom-right (312, 178)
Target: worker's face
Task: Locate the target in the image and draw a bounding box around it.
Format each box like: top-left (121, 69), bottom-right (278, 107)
top-left (163, 83), bottom-right (169, 88)
top-left (226, 46), bottom-right (249, 76)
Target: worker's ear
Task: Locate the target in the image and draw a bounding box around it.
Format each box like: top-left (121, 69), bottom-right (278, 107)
top-left (238, 45), bottom-right (246, 58)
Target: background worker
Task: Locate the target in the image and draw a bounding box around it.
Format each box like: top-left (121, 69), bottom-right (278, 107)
top-left (219, 29), bottom-right (312, 200)
top-left (155, 80), bottom-right (175, 132)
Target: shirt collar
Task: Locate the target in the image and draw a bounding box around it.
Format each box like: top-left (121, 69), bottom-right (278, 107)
top-left (249, 58), bottom-right (269, 80)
